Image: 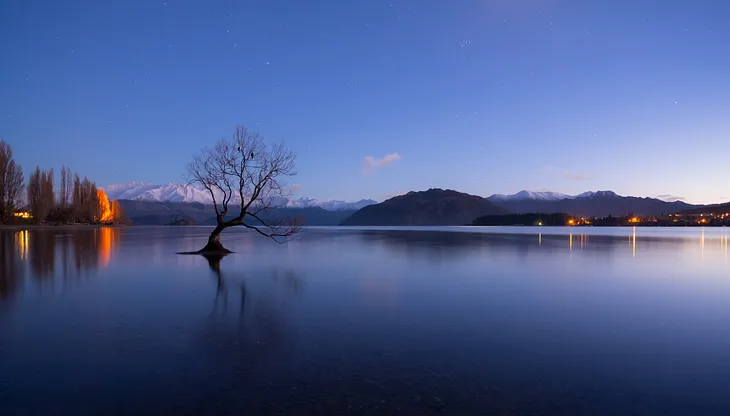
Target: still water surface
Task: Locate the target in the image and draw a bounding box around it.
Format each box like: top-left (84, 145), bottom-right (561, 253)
top-left (2, 226), bottom-right (730, 415)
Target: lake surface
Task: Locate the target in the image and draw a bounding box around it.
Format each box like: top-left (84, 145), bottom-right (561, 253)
top-left (2, 226), bottom-right (730, 415)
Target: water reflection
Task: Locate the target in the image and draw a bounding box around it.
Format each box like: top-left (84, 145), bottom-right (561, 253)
top-left (4, 227), bottom-right (730, 414)
top-left (196, 254), bottom-right (304, 374)
top-left (0, 228), bottom-right (119, 304)
top-left (632, 227), bottom-right (636, 258)
top-left (0, 232), bottom-right (24, 305)
top-left (701, 227), bottom-right (705, 259)
top-left (349, 227), bottom-right (730, 266)
top-left (569, 233), bottom-right (573, 251)
top-left (16, 230), bottom-right (28, 260)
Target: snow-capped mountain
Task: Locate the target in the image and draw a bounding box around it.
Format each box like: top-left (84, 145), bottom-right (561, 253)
top-left (488, 189), bottom-right (697, 217)
top-left (488, 190), bottom-right (620, 201)
top-left (103, 182), bottom-right (217, 204)
top-left (488, 190), bottom-right (574, 201)
top-left (575, 190), bottom-right (618, 198)
top-left (285, 197), bottom-right (376, 211)
top-left (102, 182), bottom-right (376, 211)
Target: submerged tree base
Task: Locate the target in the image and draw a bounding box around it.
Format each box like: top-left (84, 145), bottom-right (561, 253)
top-left (177, 240), bottom-right (233, 256)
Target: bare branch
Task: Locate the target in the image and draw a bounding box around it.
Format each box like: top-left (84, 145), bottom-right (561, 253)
top-left (242, 210), bottom-right (302, 244)
top-left (185, 125), bottom-right (299, 251)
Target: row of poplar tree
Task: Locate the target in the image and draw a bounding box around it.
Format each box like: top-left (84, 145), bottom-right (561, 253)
top-left (0, 140), bottom-right (125, 224)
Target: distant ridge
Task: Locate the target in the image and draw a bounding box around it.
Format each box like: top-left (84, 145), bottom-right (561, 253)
top-left (340, 188), bottom-right (507, 226)
top-left (680, 202), bottom-right (730, 215)
top-left (489, 190), bottom-right (698, 217)
top-left (488, 189), bottom-right (620, 201)
top-left (103, 182), bottom-right (376, 211)
top-left (118, 200), bottom-right (357, 226)
top-left (489, 190), bottom-right (573, 201)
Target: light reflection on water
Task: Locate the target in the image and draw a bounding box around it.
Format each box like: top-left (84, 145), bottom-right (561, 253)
top-left (1, 226), bottom-right (730, 415)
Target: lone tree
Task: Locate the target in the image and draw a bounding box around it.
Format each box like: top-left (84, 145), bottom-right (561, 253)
top-left (185, 125), bottom-right (300, 253)
top-left (0, 140), bottom-right (25, 223)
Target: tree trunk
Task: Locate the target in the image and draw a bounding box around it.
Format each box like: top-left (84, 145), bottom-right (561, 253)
top-left (200, 223), bottom-right (232, 253)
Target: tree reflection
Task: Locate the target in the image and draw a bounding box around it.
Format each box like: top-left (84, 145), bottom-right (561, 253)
top-left (0, 232), bottom-right (23, 306)
top-left (0, 228), bottom-right (120, 303)
top-left (196, 254), bottom-right (303, 376)
top-left (29, 230), bottom-right (56, 283)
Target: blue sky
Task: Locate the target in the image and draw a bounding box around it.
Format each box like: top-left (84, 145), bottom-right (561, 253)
top-left (1, 0), bottom-right (729, 203)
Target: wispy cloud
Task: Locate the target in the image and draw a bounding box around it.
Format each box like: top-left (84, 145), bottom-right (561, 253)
top-left (288, 184), bottom-right (302, 193)
top-left (363, 152), bottom-right (401, 174)
top-left (656, 194), bottom-right (686, 202)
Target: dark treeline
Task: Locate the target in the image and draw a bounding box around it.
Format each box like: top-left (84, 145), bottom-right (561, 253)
top-left (473, 213), bottom-right (569, 226)
top-left (0, 140), bottom-right (126, 225)
top-left (473, 213), bottom-right (730, 227)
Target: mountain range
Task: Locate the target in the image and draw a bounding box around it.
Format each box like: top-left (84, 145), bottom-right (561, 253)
top-left (486, 190), bottom-right (698, 218)
top-left (340, 189), bottom-right (705, 226)
top-left (487, 190), bottom-right (620, 201)
top-left (106, 182), bottom-right (717, 226)
top-left (117, 200), bottom-right (357, 226)
top-left (103, 182), bottom-right (376, 211)
top-left (489, 190), bottom-right (577, 201)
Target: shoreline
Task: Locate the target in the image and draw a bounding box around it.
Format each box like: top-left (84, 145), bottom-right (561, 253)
top-left (0, 224), bottom-right (126, 230)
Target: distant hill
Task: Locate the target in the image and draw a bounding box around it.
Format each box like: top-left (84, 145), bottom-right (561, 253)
top-left (681, 202), bottom-right (730, 215)
top-left (489, 191), bottom-right (699, 217)
top-left (340, 188), bottom-right (507, 226)
top-left (118, 200), bottom-right (356, 226)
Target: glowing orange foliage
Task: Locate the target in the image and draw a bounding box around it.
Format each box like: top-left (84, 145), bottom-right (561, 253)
top-left (97, 189), bottom-right (113, 222)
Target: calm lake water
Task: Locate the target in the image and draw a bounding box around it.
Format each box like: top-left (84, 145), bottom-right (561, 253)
top-left (2, 226), bottom-right (730, 415)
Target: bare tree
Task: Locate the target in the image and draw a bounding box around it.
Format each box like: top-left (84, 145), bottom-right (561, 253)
top-left (41, 168), bottom-right (55, 212)
top-left (110, 200), bottom-right (127, 224)
top-left (72, 173), bottom-right (81, 216)
top-left (0, 141), bottom-right (25, 223)
top-left (70, 177), bottom-right (99, 223)
top-left (185, 125), bottom-right (300, 253)
top-left (60, 166), bottom-right (72, 208)
top-left (27, 167), bottom-right (55, 222)
top-left (27, 167), bottom-right (42, 222)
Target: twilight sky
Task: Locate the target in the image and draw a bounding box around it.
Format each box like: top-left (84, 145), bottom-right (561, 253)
top-left (1, 0), bottom-right (729, 203)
